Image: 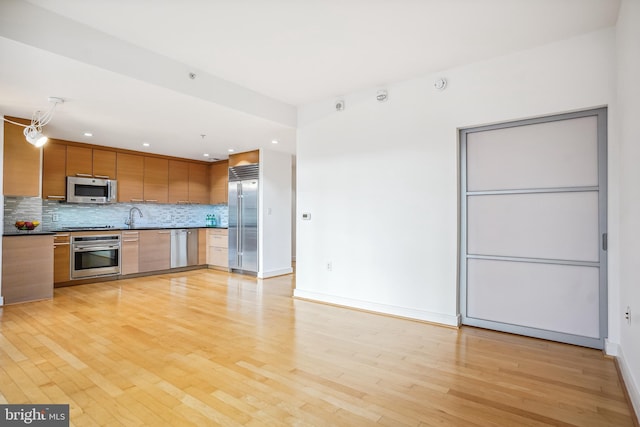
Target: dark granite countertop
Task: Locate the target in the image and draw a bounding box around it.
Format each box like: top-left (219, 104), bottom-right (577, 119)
top-left (49, 226), bottom-right (228, 232)
top-left (3, 231), bottom-right (56, 236)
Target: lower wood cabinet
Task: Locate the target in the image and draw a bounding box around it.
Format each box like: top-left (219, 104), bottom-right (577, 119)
top-left (121, 231), bottom-right (140, 275)
top-left (207, 228), bottom-right (228, 269)
top-left (53, 233), bottom-right (70, 285)
top-left (2, 235), bottom-right (54, 304)
top-left (138, 229), bottom-right (171, 273)
top-left (198, 229), bottom-right (207, 265)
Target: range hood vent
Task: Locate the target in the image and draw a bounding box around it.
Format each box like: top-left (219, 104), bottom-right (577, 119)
top-left (229, 164), bottom-right (259, 181)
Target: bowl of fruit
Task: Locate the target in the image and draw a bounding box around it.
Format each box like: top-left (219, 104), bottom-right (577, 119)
top-left (15, 220), bottom-right (40, 231)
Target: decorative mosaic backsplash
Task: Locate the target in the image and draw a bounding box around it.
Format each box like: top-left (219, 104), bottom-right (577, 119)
top-left (4, 197), bottom-right (228, 232)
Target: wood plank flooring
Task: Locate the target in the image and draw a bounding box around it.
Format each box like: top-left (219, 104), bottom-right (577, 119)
top-left (0, 269), bottom-right (635, 426)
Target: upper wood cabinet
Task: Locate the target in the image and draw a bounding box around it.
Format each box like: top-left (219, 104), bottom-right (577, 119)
top-left (42, 142), bottom-right (67, 200)
top-left (209, 160), bottom-right (228, 205)
top-left (188, 163), bottom-right (209, 204)
top-left (143, 157), bottom-right (169, 203)
top-left (116, 153), bottom-right (144, 202)
top-left (168, 160), bottom-right (189, 204)
top-left (93, 149), bottom-right (117, 179)
top-left (67, 146), bottom-right (117, 179)
top-left (66, 146), bottom-right (93, 177)
top-left (228, 150), bottom-right (259, 167)
top-left (3, 118), bottom-right (40, 197)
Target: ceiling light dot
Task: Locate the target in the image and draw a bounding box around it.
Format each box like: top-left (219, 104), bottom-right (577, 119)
top-left (84, 132), bottom-right (93, 137)
top-left (142, 142), bottom-right (150, 147)
top-left (203, 153), bottom-right (209, 157)
top-left (271, 139), bottom-right (279, 144)
top-left (434, 78), bottom-right (447, 90)
top-left (228, 148), bottom-right (235, 153)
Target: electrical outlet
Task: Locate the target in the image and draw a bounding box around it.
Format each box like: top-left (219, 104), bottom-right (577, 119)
top-left (326, 261), bottom-right (332, 272)
top-left (52, 213), bottom-right (59, 222)
top-left (625, 306), bottom-right (631, 325)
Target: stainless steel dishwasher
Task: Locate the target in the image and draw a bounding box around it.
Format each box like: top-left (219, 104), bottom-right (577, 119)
top-left (170, 229), bottom-right (198, 268)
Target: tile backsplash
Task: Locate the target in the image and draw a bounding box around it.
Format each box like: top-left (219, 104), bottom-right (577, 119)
top-left (4, 197), bottom-right (228, 233)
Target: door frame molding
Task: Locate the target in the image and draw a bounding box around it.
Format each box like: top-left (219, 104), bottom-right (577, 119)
top-left (459, 107), bottom-right (608, 349)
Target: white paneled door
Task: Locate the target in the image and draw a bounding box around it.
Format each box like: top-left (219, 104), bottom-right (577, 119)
top-left (460, 109), bottom-right (607, 349)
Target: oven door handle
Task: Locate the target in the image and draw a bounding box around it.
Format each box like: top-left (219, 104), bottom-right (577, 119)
top-left (73, 245), bottom-right (120, 252)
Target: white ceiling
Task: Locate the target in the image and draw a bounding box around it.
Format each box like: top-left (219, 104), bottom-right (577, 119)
top-left (0, 0), bottom-right (620, 161)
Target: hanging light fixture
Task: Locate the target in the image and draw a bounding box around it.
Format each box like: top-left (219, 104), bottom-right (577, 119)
top-left (23, 126), bottom-right (48, 147)
top-left (2, 97), bottom-right (64, 147)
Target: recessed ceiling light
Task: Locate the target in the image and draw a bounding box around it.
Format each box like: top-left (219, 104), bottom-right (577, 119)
top-left (203, 153), bottom-right (209, 157)
top-left (84, 132), bottom-right (93, 137)
top-left (142, 142), bottom-right (150, 147)
top-left (271, 139), bottom-right (279, 144)
top-left (228, 148), bottom-right (235, 152)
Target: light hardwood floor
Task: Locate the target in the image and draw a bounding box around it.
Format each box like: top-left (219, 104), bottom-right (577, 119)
top-left (0, 269), bottom-right (636, 426)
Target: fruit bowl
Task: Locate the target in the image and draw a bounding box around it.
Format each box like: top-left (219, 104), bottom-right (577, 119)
top-left (15, 220), bottom-right (40, 231)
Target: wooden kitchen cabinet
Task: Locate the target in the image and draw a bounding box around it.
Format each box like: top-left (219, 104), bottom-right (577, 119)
top-left (169, 161), bottom-right (211, 204)
top-left (188, 163), bottom-right (209, 204)
top-left (66, 145), bottom-right (93, 177)
top-left (53, 233), bottom-right (71, 285)
top-left (207, 228), bottom-right (228, 269)
top-left (121, 231), bottom-right (140, 275)
top-left (228, 150), bottom-right (259, 167)
top-left (93, 149), bottom-right (117, 179)
top-left (143, 157), bottom-right (169, 203)
top-left (42, 142), bottom-right (67, 200)
top-left (3, 118), bottom-right (40, 197)
top-left (198, 228), bottom-right (207, 265)
top-left (209, 160), bottom-right (228, 204)
top-left (65, 145), bottom-right (117, 179)
top-left (117, 153), bottom-right (144, 202)
top-left (2, 235), bottom-right (54, 304)
top-left (138, 229), bottom-right (171, 272)
top-left (168, 160), bottom-right (189, 204)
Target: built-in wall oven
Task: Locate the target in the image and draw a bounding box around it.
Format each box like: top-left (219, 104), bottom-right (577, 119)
top-left (71, 234), bottom-right (121, 279)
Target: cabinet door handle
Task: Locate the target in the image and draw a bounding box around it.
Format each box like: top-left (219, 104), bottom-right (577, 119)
top-left (158, 231), bottom-right (171, 234)
top-left (130, 198), bottom-right (144, 202)
top-left (47, 195), bottom-right (65, 199)
top-left (76, 173), bottom-right (92, 177)
top-left (123, 239), bottom-right (139, 242)
top-left (94, 175), bottom-right (110, 179)
top-left (145, 199), bottom-right (158, 203)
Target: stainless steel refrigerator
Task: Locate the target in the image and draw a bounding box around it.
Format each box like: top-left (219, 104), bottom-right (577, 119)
top-left (228, 164), bottom-right (259, 274)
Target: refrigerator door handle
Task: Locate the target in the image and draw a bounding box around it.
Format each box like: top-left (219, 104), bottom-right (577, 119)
top-left (237, 185), bottom-right (243, 267)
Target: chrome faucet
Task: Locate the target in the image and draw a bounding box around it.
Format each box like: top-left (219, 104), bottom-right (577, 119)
top-left (125, 207), bottom-right (143, 229)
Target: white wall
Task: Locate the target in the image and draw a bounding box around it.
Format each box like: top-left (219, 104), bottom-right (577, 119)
top-left (296, 28), bottom-right (617, 328)
top-left (616, 0), bottom-right (640, 415)
top-left (259, 149), bottom-right (293, 278)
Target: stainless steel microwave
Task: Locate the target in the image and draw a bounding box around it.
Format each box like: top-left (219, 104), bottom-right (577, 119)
top-left (66, 176), bottom-right (117, 204)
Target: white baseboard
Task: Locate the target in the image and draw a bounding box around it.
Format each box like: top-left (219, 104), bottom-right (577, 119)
top-left (293, 289), bottom-right (460, 327)
top-left (605, 338), bottom-right (619, 356)
top-left (617, 346), bottom-right (640, 420)
top-left (258, 267), bottom-right (294, 279)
